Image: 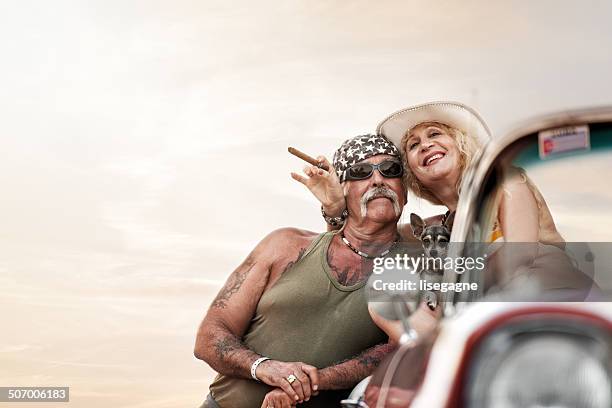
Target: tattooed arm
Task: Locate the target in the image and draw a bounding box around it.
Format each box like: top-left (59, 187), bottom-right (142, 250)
top-left (318, 342), bottom-right (396, 390)
top-left (193, 240), bottom-right (270, 377)
top-left (194, 228), bottom-right (320, 402)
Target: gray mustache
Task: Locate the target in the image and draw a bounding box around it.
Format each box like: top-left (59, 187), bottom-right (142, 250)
top-left (360, 187), bottom-right (402, 217)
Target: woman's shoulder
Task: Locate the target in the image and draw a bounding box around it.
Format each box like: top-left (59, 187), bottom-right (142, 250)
top-left (502, 166), bottom-right (529, 186)
top-left (500, 166), bottom-right (543, 205)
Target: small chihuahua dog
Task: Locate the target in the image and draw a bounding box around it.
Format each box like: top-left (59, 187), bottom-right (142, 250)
top-left (410, 211), bottom-right (455, 261)
top-left (410, 211), bottom-right (455, 308)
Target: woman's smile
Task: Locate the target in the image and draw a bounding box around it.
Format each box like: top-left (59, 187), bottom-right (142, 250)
top-left (422, 150), bottom-right (446, 166)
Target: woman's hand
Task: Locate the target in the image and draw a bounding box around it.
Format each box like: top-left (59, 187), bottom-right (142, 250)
top-left (290, 155), bottom-right (345, 217)
top-left (260, 388), bottom-right (297, 408)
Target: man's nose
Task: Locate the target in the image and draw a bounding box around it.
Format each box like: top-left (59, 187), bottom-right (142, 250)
top-left (370, 167), bottom-right (385, 186)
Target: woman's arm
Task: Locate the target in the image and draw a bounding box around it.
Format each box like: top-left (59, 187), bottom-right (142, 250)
top-left (498, 175), bottom-right (539, 242)
top-left (494, 175), bottom-right (540, 283)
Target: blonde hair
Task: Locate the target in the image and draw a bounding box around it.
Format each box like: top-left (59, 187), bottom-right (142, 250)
top-left (400, 121), bottom-right (481, 205)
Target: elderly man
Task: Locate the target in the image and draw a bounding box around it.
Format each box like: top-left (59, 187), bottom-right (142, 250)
top-left (194, 134), bottom-right (407, 408)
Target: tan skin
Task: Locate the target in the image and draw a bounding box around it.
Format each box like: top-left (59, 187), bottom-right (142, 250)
top-left (195, 155), bottom-right (405, 407)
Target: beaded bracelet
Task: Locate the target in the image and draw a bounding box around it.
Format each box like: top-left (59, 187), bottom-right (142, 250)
top-left (321, 206), bottom-right (348, 226)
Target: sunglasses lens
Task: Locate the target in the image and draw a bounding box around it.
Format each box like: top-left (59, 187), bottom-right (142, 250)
top-left (379, 161), bottom-right (403, 177)
top-left (348, 163), bottom-right (373, 179)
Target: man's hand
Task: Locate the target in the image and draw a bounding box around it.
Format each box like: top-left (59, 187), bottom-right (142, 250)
top-left (260, 388), bottom-right (297, 408)
top-left (291, 155), bottom-right (345, 217)
top-left (256, 360), bottom-right (319, 403)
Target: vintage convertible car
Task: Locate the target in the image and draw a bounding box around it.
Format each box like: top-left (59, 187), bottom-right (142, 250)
top-left (343, 106), bottom-right (612, 408)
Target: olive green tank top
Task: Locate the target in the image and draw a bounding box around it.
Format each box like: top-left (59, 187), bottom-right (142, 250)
top-left (209, 231), bottom-right (387, 407)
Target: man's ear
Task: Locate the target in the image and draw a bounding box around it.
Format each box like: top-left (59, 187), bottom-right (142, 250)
top-left (410, 213), bottom-right (425, 238)
top-left (444, 211), bottom-right (456, 231)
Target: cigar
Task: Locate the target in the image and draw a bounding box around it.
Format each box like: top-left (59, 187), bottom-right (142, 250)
top-left (288, 147), bottom-right (329, 171)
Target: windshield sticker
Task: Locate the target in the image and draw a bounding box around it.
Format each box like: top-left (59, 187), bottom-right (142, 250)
top-left (538, 125), bottom-right (590, 159)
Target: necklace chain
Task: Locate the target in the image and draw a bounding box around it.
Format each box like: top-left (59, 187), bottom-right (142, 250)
top-left (340, 232), bottom-right (398, 259)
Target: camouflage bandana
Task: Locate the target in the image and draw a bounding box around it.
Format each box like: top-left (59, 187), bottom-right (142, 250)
top-left (332, 134), bottom-right (401, 182)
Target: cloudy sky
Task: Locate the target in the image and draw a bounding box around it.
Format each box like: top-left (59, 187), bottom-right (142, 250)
top-left (1, 1), bottom-right (612, 406)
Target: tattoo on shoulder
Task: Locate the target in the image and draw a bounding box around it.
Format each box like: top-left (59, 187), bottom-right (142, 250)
top-left (280, 247), bottom-right (306, 276)
top-left (211, 255), bottom-right (256, 309)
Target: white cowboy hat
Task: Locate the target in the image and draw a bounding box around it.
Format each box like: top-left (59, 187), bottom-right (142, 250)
top-left (376, 101), bottom-right (492, 150)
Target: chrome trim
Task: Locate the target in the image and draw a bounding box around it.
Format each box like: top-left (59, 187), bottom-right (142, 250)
top-left (340, 400), bottom-right (369, 408)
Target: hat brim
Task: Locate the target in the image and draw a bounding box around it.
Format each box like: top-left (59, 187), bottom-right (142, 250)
top-left (376, 101), bottom-right (492, 152)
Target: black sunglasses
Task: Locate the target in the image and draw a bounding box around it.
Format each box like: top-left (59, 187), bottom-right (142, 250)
top-left (345, 159), bottom-right (404, 181)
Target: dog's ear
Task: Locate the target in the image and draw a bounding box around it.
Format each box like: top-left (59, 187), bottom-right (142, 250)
top-left (410, 213), bottom-right (425, 238)
top-left (443, 211), bottom-right (456, 231)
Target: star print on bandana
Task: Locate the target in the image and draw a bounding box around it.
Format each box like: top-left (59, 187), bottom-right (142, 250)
top-left (332, 134), bottom-right (401, 182)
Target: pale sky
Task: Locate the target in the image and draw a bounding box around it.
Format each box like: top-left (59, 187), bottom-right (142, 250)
top-left (1, 1), bottom-right (612, 406)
